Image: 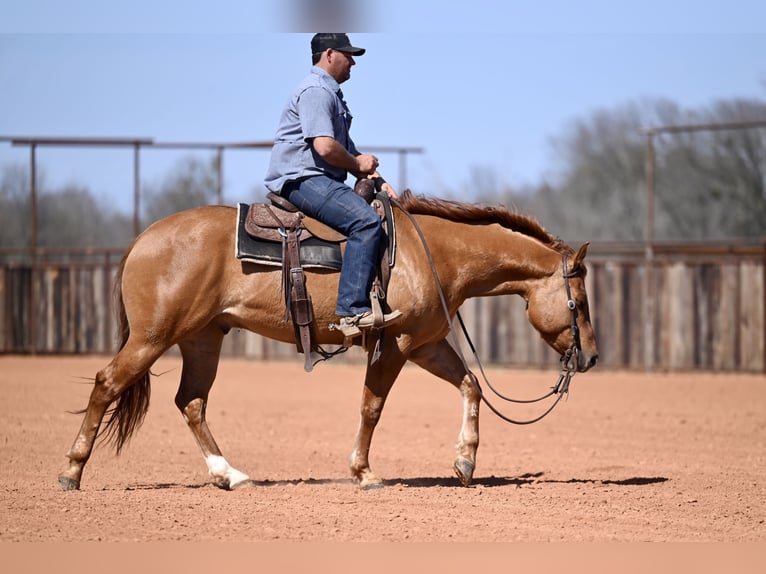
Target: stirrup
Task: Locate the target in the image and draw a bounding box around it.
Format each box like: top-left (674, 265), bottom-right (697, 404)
top-left (330, 309), bottom-right (403, 338)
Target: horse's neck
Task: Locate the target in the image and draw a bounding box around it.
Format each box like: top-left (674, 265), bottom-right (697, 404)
top-left (412, 217), bottom-right (560, 301)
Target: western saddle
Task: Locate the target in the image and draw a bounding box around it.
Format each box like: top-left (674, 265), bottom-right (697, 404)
top-left (242, 179), bottom-right (395, 372)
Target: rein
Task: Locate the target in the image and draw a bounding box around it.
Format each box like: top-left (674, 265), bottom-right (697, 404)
top-left (391, 197), bottom-right (581, 425)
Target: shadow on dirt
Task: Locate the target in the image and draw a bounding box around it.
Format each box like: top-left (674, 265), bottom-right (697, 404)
top-left (122, 473), bottom-right (669, 491)
top-left (123, 477), bottom-right (357, 490)
top-left (385, 472), bottom-right (669, 488)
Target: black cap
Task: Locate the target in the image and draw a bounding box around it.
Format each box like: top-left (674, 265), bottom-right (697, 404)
top-left (311, 33), bottom-right (365, 56)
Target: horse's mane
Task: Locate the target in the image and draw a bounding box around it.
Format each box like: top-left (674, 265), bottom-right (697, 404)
top-left (396, 189), bottom-right (572, 254)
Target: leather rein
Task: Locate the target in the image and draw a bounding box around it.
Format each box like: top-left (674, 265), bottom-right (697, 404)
top-left (392, 197), bottom-right (583, 425)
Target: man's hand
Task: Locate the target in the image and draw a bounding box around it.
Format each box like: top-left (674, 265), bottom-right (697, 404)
top-left (378, 180), bottom-right (397, 199)
top-left (371, 173), bottom-right (397, 199)
top-left (355, 154), bottom-right (379, 177)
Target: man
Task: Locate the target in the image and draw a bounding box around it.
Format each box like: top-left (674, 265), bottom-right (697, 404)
top-left (264, 33), bottom-right (402, 338)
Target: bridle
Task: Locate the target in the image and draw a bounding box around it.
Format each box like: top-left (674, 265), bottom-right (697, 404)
top-left (392, 197), bottom-right (584, 425)
top-left (560, 252), bottom-right (583, 374)
top-left (453, 252), bottom-right (583, 424)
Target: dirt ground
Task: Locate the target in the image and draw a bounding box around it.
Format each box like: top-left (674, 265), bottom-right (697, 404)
top-left (1, 354), bottom-right (764, 545)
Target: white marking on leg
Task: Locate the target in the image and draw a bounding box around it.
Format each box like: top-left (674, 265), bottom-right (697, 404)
top-left (205, 454), bottom-right (250, 488)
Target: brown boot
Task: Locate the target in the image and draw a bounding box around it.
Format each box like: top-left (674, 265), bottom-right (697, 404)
top-left (334, 309), bottom-right (403, 338)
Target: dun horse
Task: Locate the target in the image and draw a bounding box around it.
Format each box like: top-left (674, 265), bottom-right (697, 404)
top-left (58, 190), bottom-right (598, 491)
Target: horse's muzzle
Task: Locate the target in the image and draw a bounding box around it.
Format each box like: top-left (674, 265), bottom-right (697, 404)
top-left (580, 352), bottom-right (598, 372)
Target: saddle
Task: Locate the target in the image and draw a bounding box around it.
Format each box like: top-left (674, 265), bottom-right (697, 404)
top-left (236, 179), bottom-right (396, 372)
top-left (244, 198), bottom-right (346, 244)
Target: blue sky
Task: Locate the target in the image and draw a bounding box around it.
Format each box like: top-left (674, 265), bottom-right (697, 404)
top-left (1, 2), bottom-right (766, 214)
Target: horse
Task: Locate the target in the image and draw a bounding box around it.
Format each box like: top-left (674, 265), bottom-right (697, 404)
top-left (57, 189), bottom-right (598, 491)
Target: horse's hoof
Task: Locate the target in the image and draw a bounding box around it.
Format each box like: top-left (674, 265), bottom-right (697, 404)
top-left (453, 458), bottom-right (474, 486)
top-left (58, 476), bottom-right (80, 491)
top-left (357, 474), bottom-right (384, 490)
top-left (229, 478), bottom-right (256, 490)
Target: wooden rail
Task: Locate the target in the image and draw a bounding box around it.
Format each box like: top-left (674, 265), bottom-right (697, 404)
top-left (1, 243), bottom-right (764, 372)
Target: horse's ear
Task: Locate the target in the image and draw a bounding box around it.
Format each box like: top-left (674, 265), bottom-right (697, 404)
top-left (573, 242), bottom-right (590, 269)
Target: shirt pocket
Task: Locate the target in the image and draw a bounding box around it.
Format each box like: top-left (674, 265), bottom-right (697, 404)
top-left (333, 109), bottom-right (353, 146)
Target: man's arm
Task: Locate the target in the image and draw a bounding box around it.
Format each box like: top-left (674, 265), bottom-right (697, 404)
top-left (311, 136), bottom-right (378, 178)
top-left (311, 136), bottom-right (397, 198)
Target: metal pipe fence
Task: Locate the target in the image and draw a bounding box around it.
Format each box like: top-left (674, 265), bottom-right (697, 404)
top-left (0, 136), bottom-right (424, 249)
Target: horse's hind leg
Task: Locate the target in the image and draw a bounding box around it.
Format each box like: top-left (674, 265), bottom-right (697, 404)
top-left (58, 341), bottom-right (164, 490)
top-left (409, 339), bottom-right (481, 486)
top-left (175, 324), bottom-right (251, 490)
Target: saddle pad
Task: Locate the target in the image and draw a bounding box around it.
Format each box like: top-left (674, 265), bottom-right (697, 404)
top-left (235, 203), bottom-right (343, 270)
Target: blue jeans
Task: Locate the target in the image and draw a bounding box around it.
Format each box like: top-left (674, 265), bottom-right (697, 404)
top-left (282, 175), bottom-right (383, 316)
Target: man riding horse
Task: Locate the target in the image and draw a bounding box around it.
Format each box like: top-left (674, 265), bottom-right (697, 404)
top-left (264, 33), bottom-right (402, 338)
top-left (57, 34), bottom-right (599, 493)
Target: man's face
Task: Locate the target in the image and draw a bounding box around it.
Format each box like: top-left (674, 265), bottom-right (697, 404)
top-left (326, 49), bottom-right (355, 83)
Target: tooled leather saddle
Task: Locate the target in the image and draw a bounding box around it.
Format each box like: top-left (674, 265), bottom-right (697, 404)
top-left (235, 179), bottom-right (396, 372)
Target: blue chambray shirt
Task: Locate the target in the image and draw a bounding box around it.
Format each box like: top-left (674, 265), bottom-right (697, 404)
top-left (264, 66), bottom-right (359, 192)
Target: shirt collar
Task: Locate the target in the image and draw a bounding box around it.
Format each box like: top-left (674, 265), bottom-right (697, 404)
top-left (311, 65), bottom-right (341, 94)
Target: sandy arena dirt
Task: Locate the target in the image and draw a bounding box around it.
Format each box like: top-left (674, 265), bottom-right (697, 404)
top-left (0, 355), bottom-right (764, 544)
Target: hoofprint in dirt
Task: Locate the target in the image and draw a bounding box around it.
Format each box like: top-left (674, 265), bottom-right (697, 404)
top-left (1, 355), bottom-right (763, 542)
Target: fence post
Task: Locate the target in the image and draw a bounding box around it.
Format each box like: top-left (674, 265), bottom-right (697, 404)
top-left (763, 241), bottom-right (766, 373)
top-left (29, 143), bottom-right (38, 353)
top-left (133, 143), bottom-right (141, 237)
top-left (643, 130), bottom-right (655, 371)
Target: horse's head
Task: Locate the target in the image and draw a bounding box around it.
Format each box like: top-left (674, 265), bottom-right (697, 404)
top-left (525, 243), bottom-right (599, 372)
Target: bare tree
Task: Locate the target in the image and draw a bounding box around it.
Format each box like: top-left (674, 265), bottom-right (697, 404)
top-left (0, 163), bottom-right (135, 254)
top-left (492, 97), bottom-right (766, 242)
top-left (0, 163), bottom-right (34, 248)
top-left (37, 185), bottom-right (133, 248)
top-left (142, 156), bottom-right (218, 226)
top-left (655, 99), bottom-right (766, 239)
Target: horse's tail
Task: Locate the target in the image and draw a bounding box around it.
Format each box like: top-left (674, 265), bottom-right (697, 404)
top-left (100, 248), bottom-right (151, 455)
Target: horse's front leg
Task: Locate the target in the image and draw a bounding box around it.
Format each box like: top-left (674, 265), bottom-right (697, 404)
top-left (176, 326), bottom-right (251, 490)
top-left (410, 339), bottom-right (481, 486)
top-left (348, 344), bottom-right (407, 489)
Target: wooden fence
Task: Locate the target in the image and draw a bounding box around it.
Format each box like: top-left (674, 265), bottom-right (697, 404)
top-left (1, 243), bottom-right (764, 372)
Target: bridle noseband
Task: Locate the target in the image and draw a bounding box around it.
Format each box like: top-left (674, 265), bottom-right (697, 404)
top-left (560, 252), bottom-right (583, 375)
